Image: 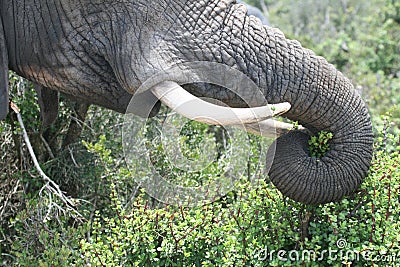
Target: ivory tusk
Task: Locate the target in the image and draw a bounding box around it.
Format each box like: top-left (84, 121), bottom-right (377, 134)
top-left (243, 119), bottom-right (305, 138)
top-left (151, 81), bottom-right (291, 125)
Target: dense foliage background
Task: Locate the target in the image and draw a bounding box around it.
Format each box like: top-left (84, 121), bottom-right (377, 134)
top-left (1, 0), bottom-right (399, 266)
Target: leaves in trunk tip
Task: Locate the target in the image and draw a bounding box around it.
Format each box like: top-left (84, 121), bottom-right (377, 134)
top-left (308, 131), bottom-right (334, 158)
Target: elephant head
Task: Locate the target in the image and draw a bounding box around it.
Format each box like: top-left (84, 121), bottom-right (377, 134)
top-left (0, 0), bottom-right (373, 204)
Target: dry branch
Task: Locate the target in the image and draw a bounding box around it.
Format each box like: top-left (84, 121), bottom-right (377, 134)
top-left (10, 102), bottom-right (84, 221)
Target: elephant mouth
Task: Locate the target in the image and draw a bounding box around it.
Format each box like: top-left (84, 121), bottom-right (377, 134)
top-left (150, 81), bottom-right (297, 137)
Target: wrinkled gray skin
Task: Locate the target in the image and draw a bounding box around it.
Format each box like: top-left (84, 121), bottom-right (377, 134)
top-left (0, 0), bottom-right (373, 204)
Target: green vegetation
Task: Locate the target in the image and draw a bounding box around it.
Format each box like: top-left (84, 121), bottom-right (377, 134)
top-left (4, 127), bottom-right (399, 266)
top-left (308, 131), bottom-right (334, 158)
top-left (1, 0), bottom-right (399, 266)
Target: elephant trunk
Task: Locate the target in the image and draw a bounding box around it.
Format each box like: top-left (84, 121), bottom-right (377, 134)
top-left (263, 32), bottom-right (373, 205)
top-left (268, 80), bottom-right (373, 204)
top-left (164, 2), bottom-right (374, 204)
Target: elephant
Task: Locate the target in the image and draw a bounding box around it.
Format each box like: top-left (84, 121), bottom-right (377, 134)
top-left (0, 0), bottom-right (373, 205)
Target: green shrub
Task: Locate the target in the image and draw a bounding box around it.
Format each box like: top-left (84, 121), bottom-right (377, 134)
top-left (6, 197), bottom-right (86, 267)
top-left (74, 117), bottom-right (399, 267)
top-left (308, 131), bottom-right (334, 158)
top-left (2, 95), bottom-right (400, 267)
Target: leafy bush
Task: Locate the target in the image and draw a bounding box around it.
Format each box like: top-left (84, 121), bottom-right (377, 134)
top-left (308, 131), bottom-right (334, 158)
top-left (74, 122), bottom-right (398, 266)
top-left (35, 116), bottom-right (394, 267)
top-left (8, 198), bottom-right (85, 267)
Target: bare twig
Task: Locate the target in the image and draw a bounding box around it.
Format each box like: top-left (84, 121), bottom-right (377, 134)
top-left (40, 134), bottom-right (55, 159)
top-left (10, 102), bottom-right (83, 221)
top-left (0, 180), bottom-right (20, 219)
top-left (124, 184), bottom-right (141, 210)
top-left (68, 146), bottom-right (79, 167)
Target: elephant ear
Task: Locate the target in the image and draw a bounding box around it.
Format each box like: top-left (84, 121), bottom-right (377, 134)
top-left (0, 17), bottom-right (9, 120)
top-left (34, 84), bottom-right (59, 127)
